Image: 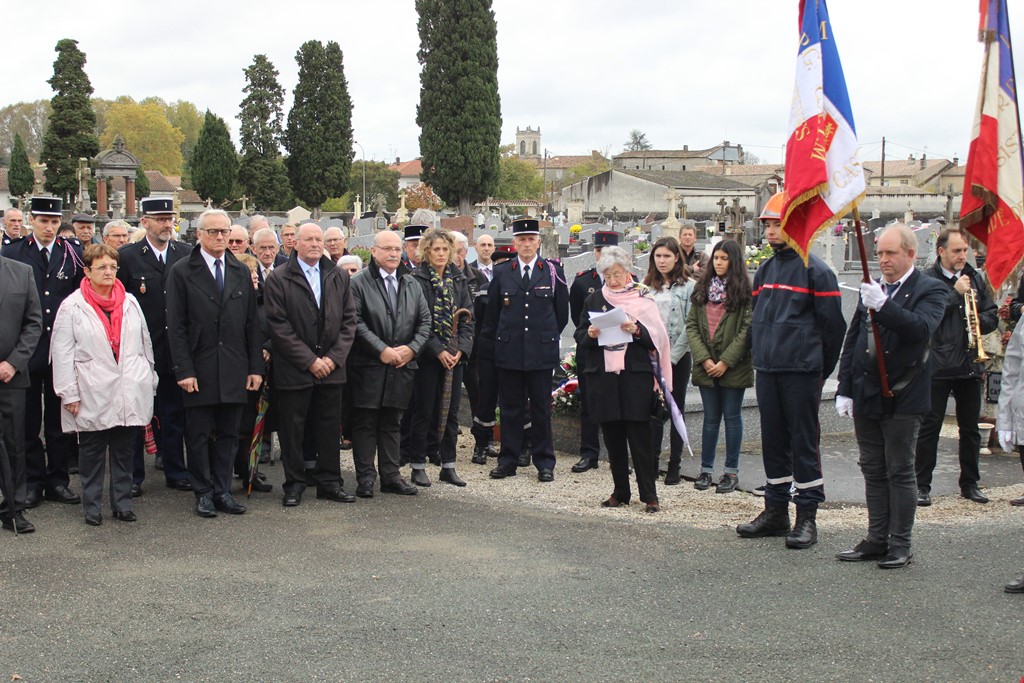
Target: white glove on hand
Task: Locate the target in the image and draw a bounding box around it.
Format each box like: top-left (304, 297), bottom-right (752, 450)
top-left (860, 281), bottom-right (887, 311)
top-left (999, 430), bottom-right (1015, 453)
top-left (836, 395), bottom-right (853, 418)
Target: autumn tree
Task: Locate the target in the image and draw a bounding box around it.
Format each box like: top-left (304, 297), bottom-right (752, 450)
top-left (41, 39), bottom-right (100, 202)
top-left (494, 154), bottom-right (544, 201)
top-left (190, 111), bottom-right (238, 206)
top-left (238, 54), bottom-right (292, 210)
top-left (100, 99), bottom-right (185, 174)
top-left (557, 154), bottom-right (612, 189)
top-left (8, 133), bottom-right (35, 198)
top-left (165, 100), bottom-right (205, 163)
top-left (284, 41), bottom-right (353, 215)
top-left (416, 0), bottom-right (501, 215)
top-left (404, 182), bottom-right (443, 212)
top-left (0, 100), bottom-right (51, 162)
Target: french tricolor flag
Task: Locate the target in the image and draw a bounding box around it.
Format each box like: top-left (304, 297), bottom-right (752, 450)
top-left (780, 0), bottom-right (865, 263)
top-left (961, 0), bottom-right (1024, 292)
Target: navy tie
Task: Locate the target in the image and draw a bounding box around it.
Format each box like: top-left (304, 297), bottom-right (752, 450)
top-left (884, 281), bottom-right (899, 298)
top-left (522, 265), bottom-right (530, 289)
top-left (215, 258), bottom-right (224, 293)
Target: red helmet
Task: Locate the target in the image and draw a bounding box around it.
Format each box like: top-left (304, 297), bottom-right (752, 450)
top-left (760, 191), bottom-right (786, 221)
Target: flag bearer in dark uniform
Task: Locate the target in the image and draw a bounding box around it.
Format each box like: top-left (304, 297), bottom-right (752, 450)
top-left (1, 196), bottom-right (84, 507)
top-left (568, 230), bottom-right (621, 473)
top-left (481, 218), bottom-right (569, 482)
top-left (117, 197), bottom-right (191, 495)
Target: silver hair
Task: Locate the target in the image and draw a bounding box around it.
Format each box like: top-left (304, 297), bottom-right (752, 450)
top-left (103, 219), bottom-right (131, 237)
top-left (251, 227), bottom-right (278, 245)
top-left (451, 230), bottom-right (468, 247)
top-left (324, 226), bottom-right (346, 239)
top-left (881, 223), bottom-right (917, 254)
top-left (595, 245), bottom-right (634, 276)
top-left (248, 214), bottom-right (269, 230)
top-left (410, 208), bottom-right (437, 227)
top-left (197, 208), bottom-right (231, 232)
top-left (338, 254), bottom-right (362, 270)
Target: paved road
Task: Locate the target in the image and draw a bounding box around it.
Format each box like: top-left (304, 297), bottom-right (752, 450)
top-left (2, 470), bottom-right (1023, 682)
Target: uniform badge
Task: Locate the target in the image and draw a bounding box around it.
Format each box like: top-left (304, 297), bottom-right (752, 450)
top-left (140, 277), bottom-right (147, 294)
top-left (56, 269), bottom-right (67, 280)
top-left (587, 287), bottom-right (595, 294)
top-left (503, 294), bottom-right (511, 307)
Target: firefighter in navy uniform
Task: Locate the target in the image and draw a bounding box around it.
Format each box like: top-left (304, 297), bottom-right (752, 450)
top-left (1, 196), bottom-right (85, 507)
top-left (481, 218), bottom-right (569, 482)
top-left (117, 197), bottom-right (191, 496)
top-left (568, 231), bottom-right (624, 473)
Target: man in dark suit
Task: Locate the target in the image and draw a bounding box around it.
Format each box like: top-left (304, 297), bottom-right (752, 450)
top-left (568, 231), bottom-right (620, 472)
top-left (1, 196), bottom-right (84, 508)
top-left (836, 224), bottom-right (946, 569)
top-left (252, 227), bottom-right (287, 287)
top-left (481, 218), bottom-right (569, 482)
top-left (0, 254), bottom-right (42, 533)
top-left (264, 223), bottom-right (357, 506)
top-left (2, 208), bottom-right (25, 247)
top-left (166, 209), bottom-right (264, 518)
top-left (117, 197), bottom-right (190, 494)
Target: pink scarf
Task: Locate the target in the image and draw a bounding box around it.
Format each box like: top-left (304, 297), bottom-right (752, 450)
top-left (80, 278), bottom-right (126, 361)
top-left (601, 283), bottom-right (673, 391)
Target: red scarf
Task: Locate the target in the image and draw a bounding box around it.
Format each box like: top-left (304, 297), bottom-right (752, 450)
top-left (80, 278), bottom-right (126, 361)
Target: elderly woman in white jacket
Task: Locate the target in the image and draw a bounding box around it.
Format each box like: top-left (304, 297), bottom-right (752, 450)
top-left (52, 244), bottom-right (157, 526)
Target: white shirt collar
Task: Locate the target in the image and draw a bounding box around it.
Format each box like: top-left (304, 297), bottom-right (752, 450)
top-left (199, 248), bottom-right (225, 280)
top-left (146, 236), bottom-right (168, 257)
top-left (379, 266), bottom-right (398, 281)
top-left (518, 256), bottom-right (538, 272)
top-left (882, 266), bottom-right (915, 291)
top-left (940, 265), bottom-right (960, 280)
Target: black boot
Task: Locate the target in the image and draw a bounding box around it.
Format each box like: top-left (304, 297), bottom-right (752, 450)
top-left (664, 458), bottom-right (681, 485)
top-left (518, 442), bottom-right (532, 468)
top-left (439, 468), bottom-right (467, 487)
top-left (786, 507), bottom-right (818, 549)
top-left (736, 504), bottom-right (791, 538)
top-left (471, 444), bottom-right (488, 465)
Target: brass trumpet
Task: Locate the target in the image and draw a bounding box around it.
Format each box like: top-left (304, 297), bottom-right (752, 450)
top-left (965, 288), bottom-right (990, 362)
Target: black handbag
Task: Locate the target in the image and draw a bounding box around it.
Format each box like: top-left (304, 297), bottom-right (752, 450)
top-left (651, 389), bottom-right (670, 422)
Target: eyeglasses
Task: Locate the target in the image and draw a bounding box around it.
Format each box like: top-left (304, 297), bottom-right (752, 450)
top-left (202, 228), bottom-right (231, 236)
top-left (228, 239), bottom-right (248, 245)
top-left (375, 246), bottom-right (402, 253)
top-left (87, 265), bottom-right (119, 272)
top-left (146, 216), bottom-right (175, 224)
top-left (324, 238), bottom-right (342, 244)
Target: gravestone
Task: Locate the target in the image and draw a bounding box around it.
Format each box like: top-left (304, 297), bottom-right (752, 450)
top-left (567, 199), bottom-right (584, 225)
top-left (353, 217), bottom-right (377, 236)
top-left (287, 206), bottom-right (312, 224)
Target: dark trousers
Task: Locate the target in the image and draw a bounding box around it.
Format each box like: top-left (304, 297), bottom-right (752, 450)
top-left (25, 367), bottom-right (75, 491)
top-left (464, 358), bottom-right (480, 418)
top-left (497, 368), bottom-right (555, 471)
top-left (650, 353), bottom-right (692, 465)
top-left (79, 426), bottom-right (138, 516)
top-left (411, 359), bottom-right (463, 466)
top-left (185, 404), bottom-right (243, 498)
top-left (133, 371), bottom-right (188, 485)
top-left (604, 420), bottom-right (657, 504)
top-left (471, 357), bottom-right (499, 447)
top-left (915, 377), bottom-right (982, 492)
top-left (855, 414), bottom-right (921, 550)
top-left (0, 387), bottom-right (27, 515)
top-left (276, 384), bottom-right (343, 493)
top-left (399, 395), bottom-right (415, 464)
top-left (756, 372), bottom-right (825, 509)
top-left (577, 371), bottom-right (603, 463)
top-left (352, 406), bottom-right (404, 485)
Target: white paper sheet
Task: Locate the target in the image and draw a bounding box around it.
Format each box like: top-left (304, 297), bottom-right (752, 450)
top-left (588, 307), bottom-right (632, 346)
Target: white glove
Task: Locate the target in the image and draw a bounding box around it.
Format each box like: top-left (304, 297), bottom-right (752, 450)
top-left (860, 281), bottom-right (887, 311)
top-left (835, 395), bottom-right (853, 418)
top-left (999, 430), bottom-right (1015, 453)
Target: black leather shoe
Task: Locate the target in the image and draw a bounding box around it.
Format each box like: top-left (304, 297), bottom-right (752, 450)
top-left (112, 510), bottom-right (137, 522)
top-left (213, 493), bottom-right (247, 514)
top-left (380, 478), bottom-right (418, 495)
top-left (130, 484), bottom-right (143, 498)
top-left (664, 462), bottom-right (681, 486)
top-left (917, 488), bottom-right (931, 507)
top-left (518, 445), bottom-right (532, 468)
top-left (961, 486), bottom-right (989, 504)
top-left (1011, 496), bottom-right (1024, 507)
top-left (694, 472), bottom-right (714, 491)
top-left (439, 468), bottom-right (467, 486)
top-left (1004, 574), bottom-right (1024, 593)
top-left (85, 512), bottom-right (102, 526)
top-left (537, 468), bottom-right (554, 483)
top-left (195, 495), bottom-right (217, 518)
top-left (46, 485), bottom-right (81, 504)
top-left (785, 509), bottom-right (817, 549)
top-left (166, 479), bottom-right (193, 492)
top-left (570, 457), bottom-right (598, 473)
top-left (737, 505), bottom-right (791, 538)
top-left (248, 478), bottom-right (272, 493)
top-left (471, 445), bottom-right (488, 465)
top-left (836, 539), bottom-right (888, 562)
top-left (356, 482), bottom-right (375, 498)
top-left (877, 548), bottom-right (913, 569)
top-left (1, 513), bottom-right (35, 534)
top-left (24, 488), bottom-right (43, 509)
top-left (410, 469), bottom-right (431, 487)
top-left (489, 464), bottom-right (517, 479)
top-left (316, 487), bottom-right (356, 503)
top-left (282, 490), bottom-right (302, 507)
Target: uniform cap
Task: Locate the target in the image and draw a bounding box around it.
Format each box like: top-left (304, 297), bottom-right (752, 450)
top-left (29, 196), bottom-right (62, 216)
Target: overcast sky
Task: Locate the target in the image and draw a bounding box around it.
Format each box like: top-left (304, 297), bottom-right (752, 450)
top-left (2, 0), bottom-right (1019, 166)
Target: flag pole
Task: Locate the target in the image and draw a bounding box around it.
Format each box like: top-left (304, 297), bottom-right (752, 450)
top-left (852, 207), bottom-right (893, 397)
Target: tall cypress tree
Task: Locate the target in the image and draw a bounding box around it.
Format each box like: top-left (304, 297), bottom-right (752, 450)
top-left (8, 133), bottom-right (35, 199)
top-left (416, 0), bottom-right (501, 215)
top-left (190, 111), bottom-right (238, 206)
top-left (284, 40), bottom-right (353, 215)
top-left (41, 39), bottom-right (100, 202)
top-left (238, 54), bottom-right (293, 210)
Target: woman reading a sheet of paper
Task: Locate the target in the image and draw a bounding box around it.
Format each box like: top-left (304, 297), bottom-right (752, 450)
top-left (574, 246), bottom-right (672, 513)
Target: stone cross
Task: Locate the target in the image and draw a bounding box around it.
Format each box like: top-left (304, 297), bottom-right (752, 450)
top-left (726, 197), bottom-right (747, 249)
top-left (353, 194), bottom-right (362, 218)
top-left (395, 190), bottom-right (409, 226)
top-left (662, 190), bottom-right (681, 233)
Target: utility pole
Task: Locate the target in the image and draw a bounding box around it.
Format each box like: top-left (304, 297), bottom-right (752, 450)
top-left (880, 136), bottom-right (886, 186)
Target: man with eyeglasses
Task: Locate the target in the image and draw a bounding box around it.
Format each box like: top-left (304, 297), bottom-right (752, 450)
top-left (280, 224), bottom-right (298, 258)
top-left (166, 209), bottom-right (264, 518)
top-left (227, 225), bottom-right (250, 256)
top-left (102, 220), bottom-right (130, 250)
top-left (324, 227), bottom-right (349, 263)
top-left (117, 197), bottom-right (191, 496)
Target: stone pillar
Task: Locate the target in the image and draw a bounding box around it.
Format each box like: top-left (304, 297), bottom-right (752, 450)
top-left (96, 177), bottom-right (108, 217)
top-left (541, 224), bottom-right (559, 260)
top-left (126, 178), bottom-right (136, 217)
top-left (567, 198), bottom-right (584, 225)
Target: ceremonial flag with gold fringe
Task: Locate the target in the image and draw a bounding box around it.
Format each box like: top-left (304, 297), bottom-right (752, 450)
top-left (961, 0), bottom-right (1024, 292)
top-left (780, 0), bottom-right (865, 263)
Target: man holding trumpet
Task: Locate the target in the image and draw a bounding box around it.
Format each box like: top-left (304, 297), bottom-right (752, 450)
top-left (915, 228), bottom-right (998, 506)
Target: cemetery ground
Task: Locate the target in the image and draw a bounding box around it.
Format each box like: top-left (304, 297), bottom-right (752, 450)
top-left (1, 423), bottom-right (1023, 682)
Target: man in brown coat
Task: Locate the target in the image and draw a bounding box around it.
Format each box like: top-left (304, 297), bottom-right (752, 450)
top-left (264, 223), bottom-right (357, 506)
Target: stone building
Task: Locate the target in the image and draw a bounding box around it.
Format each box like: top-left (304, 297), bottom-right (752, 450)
top-left (612, 141), bottom-right (745, 172)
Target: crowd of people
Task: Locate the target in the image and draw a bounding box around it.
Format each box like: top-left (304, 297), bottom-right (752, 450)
top-left (1, 191), bottom-right (1023, 592)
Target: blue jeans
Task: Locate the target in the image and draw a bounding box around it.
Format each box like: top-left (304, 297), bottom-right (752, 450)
top-left (698, 385), bottom-right (745, 474)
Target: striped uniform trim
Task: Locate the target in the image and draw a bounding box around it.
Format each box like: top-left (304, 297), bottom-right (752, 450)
top-left (752, 283), bottom-right (841, 297)
top-left (766, 475), bottom-right (794, 485)
top-left (794, 478), bottom-right (825, 489)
